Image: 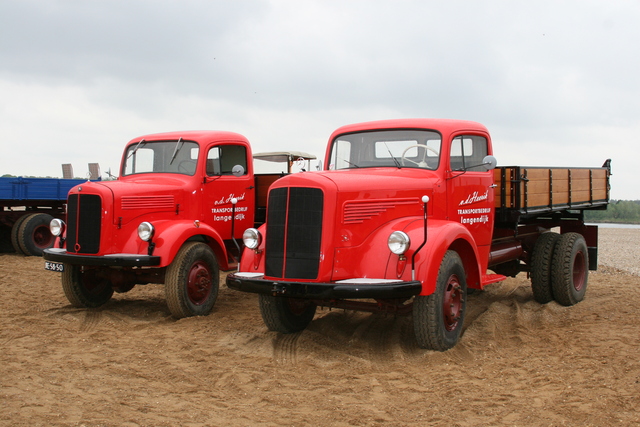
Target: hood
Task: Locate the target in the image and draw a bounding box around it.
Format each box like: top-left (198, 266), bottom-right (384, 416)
top-left (271, 169), bottom-right (440, 249)
top-left (70, 174), bottom-right (195, 226)
top-left (274, 168), bottom-right (441, 197)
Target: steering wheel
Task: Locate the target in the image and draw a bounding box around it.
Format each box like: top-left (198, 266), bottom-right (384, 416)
top-left (178, 160), bottom-right (196, 174)
top-left (401, 144), bottom-right (439, 168)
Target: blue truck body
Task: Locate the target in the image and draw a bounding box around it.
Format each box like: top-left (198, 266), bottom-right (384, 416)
top-left (1, 176), bottom-right (89, 255)
top-left (0, 177), bottom-right (82, 202)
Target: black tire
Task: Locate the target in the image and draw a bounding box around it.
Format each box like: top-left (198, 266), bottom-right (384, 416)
top-left (551, 232), bottom-right (589, 306)
top-left (17, 213), bottom-right (55, 256)
top-left (530, 232), bottom-right (560, 304)
top-left (165, 242), bottom-right (219, 318)
top-left (10, 214), bottom-right (30, 255)
top-left (259, 294), bottom-right (317, 333)
top-left (62, 265), bottom-right (114, 308)
top-left (413, 250), bottom-right (467, 351)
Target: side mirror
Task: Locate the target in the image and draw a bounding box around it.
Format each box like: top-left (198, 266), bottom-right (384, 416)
top-left (232, 164), bottom-right (245, 177)
top-left (482, 155), bottom-right (498, 171)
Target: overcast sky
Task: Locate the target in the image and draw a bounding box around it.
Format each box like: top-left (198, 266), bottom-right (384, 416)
top-left (1, 0), bottom-right (638, 199)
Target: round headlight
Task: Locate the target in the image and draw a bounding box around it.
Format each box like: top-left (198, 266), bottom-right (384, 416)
top-left (242, 228), bottom-right (262, 249)
top-left (50, 218), bottom-right (65, 237)
top-left (138, 222), bottom-right (155, 242)
top-left (388, 231), bottom-right (410, 255)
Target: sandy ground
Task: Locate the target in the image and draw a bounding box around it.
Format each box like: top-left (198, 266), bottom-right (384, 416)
top-left (1, 228), bottom-right (639, 426)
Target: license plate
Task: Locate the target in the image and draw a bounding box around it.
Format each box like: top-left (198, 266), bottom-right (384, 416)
top-left (44, 261), bottom-right (65, 272)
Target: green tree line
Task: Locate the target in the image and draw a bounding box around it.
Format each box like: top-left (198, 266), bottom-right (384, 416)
top-left (585, 200), bottom-right (640, 224)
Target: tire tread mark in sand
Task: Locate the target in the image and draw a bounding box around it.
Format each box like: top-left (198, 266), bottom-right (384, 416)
top-left (80, 310), bottom-right (102, 332)
top-left (1, 333), bottom-right (27, 347)
top-left (351, 314), bottom-right (394, 362)
top-left (46, 308), bottom-right (85, 329)
top-left (272, 333), bottom-right (300, 364)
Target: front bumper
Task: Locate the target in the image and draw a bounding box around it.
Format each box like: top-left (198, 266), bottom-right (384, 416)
top-left (43, 248), bottom-right (161, 267)
top-left (226, 272), bottom-right (422, 299)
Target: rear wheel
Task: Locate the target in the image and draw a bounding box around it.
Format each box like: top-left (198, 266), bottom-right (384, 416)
top-left (259, 295), bottom-right (317, 333)
top-left (414, 250), bottom-right (467, 351)
top-left (10, 215), bottom-right (30, 255)
top-left (62, 265), bottom-right (114, 308)
top-left (530, 232), bottom-right (560, 304)
top-left (551, 232), bottom-right (589, 306)
top-left (165, 242), bottom-right (219, 318)
top-left (17, 213), bottom-right (55, 256)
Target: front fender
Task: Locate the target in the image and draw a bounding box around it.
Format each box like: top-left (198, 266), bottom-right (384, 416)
top-left (148, 220), bottom-right (228, 269)
top-left (238, 223), bottom-right (267, 273)
top-left (397, 219), bottom-right (482, 296)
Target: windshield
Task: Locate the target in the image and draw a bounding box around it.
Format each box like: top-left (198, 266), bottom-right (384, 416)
top-left (328, 129), bottom-right (441, 170)
top-left (123, 140), bottom-right (200, 176)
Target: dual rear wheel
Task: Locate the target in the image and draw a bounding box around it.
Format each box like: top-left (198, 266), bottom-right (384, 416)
top-left (531, 232), bottom-right (589, 306)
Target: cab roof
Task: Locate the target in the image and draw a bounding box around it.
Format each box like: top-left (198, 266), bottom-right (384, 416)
top-left (329, 118), bottom-right (489, 140)
top-left (128, 130), bottom-right (249, 145)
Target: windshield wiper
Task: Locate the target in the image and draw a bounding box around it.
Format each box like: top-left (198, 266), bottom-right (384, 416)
top-left (126, 139), bottom-right (146, 159)
top-left (383, 142), bottom-right (401, 169)
top-left (340, 157), bottom-right (360, 168)
top-left (169, 137), bottom-right (184, 165)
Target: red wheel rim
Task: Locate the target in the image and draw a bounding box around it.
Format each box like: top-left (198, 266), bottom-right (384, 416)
top-left (32, 225), bottom-right (54, 249)
top-left (186, 261), bottom-right (212, 305)
top-left (572, 250), bottom-right (586, 291)
top-left (80, 269), bottom-right (109, 294)
top-left (442, 274), bottom-right (463, 331)
top-left (286, 298), bottom-right (310, 315)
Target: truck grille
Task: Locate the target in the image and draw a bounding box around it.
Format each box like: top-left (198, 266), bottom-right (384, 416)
top-left (265, 187), bottom-right (323, 279)
top-left (66, 194), bottom-right (102, 254)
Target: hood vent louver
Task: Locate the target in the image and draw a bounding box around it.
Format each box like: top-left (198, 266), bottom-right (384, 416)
top-left (343, 198), bottom-right (417, 224)
top-left (121, 195), bottom-right (175, 210)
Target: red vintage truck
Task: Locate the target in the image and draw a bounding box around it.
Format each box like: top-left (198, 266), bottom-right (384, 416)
top-left (226, 118), bottom-right (611, 351)
top-left (43, 130), bottom-right (314, 318)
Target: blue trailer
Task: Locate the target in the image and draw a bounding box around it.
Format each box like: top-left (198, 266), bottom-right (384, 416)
top-left (0, 176), bottom-right (88, 255)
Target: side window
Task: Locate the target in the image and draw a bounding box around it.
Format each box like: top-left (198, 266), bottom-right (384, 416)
top-left (329, 139), bottom-right (352, 170)
top-left (450, 135), bottom-right (488, 171)
top-left (207, 145), bottom-right (248, 176)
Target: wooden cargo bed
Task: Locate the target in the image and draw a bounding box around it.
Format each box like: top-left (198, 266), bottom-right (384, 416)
top-left (493, 164), bottom-right (610, 221)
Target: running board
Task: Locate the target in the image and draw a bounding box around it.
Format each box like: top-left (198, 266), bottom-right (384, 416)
top-left (481, 273), bottom-right (507, 287)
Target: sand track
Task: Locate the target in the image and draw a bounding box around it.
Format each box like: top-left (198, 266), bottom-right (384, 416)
top-left (1, 228), bottom-right (639, 426)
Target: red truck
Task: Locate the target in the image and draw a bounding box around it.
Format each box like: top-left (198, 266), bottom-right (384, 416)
top-left (226, 118), bottom-right (611, 351)
top-left (43, 130), bottom-right (314, 318)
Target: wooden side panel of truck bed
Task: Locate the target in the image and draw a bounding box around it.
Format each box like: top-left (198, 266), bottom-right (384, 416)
top-left (493, 166), bottom-right (610, 216)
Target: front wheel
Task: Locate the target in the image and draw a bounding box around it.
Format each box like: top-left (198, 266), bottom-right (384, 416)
top-left (62, 265), bottom-right (114, 308)
top-left (551, 233), bottom-right (588, 306)
top-left (413, 250), bottom-right (467, 351)
top-left (165, 242), bottom-right (219, 318)
top-left (259, 295), bottom-right (317, 333)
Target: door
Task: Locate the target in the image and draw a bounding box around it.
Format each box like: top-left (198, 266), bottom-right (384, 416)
top-left (446, 134), bottom-right (495, 250)
top-left (203, 143), bottom-right (255, 239)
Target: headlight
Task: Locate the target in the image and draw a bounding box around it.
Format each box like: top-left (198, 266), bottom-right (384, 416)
top-left (388, 231), bottom-right (410, 255)
top-left (242, 228), bottom-right (262, 249)
top-left (138, 222), bottom-right (155, 242)
top-left (50, 218), bottom-right (65, 237)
